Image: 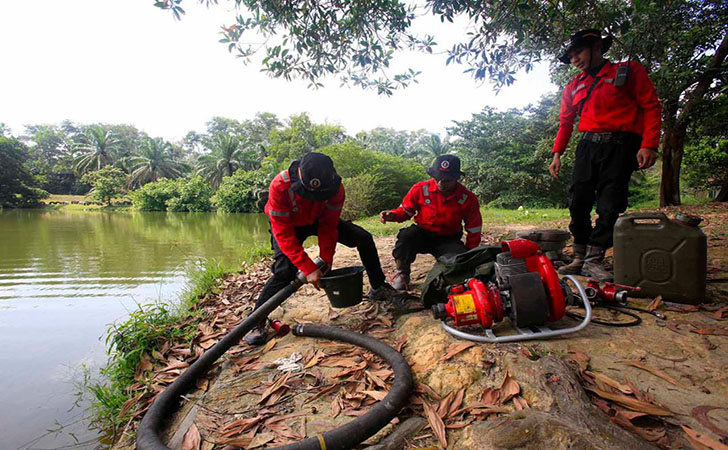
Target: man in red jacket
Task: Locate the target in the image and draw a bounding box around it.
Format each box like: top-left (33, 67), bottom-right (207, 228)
top-left (380, 155), bottom-right (483, 291)
top-left (549, 29), bottom-right (661, 281)
top-left (245, 152), bottom-right (397, 345)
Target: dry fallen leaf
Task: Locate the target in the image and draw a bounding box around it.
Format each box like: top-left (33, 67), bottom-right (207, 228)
top-left (647, 295), bottom-right (663, 312)
top-left (480, 387), bottom-right (500, 405)
top-left (681, 425), bottom-right (728, 450)
top-left (499, 372), bottom-right (520, 404)
top-left (259, 372), bottom-right (290, 404)
top-left (247, 431), bottom-right (276, 449)
top-left (439, 342), bottom-right (476, 362)
top-left (262, 337), bottom-right (279, 353)
top-left (423, 400), bottom-right (447, 448)
top-left (513, 396), bottom-right (530, 410)
top-left (585, 370), bottom-right (634, 394)
top-left (584, 387), bottom-right (672, 416)
top-left (620, 360), bottom-right (683, 387)
top-left (181, 423), bottom-right (201, 450)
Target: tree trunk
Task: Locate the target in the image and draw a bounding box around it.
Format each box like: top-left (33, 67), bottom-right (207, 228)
top-left (717, 184), bottom-right (728, 202)
top-left (659, 122), bottom-right (687, 207)
top-left (658, 34), bottom-right (728, 208)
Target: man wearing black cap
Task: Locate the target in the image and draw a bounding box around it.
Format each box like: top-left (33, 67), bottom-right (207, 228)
top-left (245, 152), bottom-right (397, 345)
top-left (380, 155), bottom-right (482, 291)
top-left (549, 29), bottom-right (661, 281)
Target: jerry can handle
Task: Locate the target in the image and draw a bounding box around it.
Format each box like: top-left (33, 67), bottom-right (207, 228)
top-left (628, 212), bottom-right (668, 226)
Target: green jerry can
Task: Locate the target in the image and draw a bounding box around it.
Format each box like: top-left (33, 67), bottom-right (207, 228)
top-left (613, 212), bottom-right (707, 304)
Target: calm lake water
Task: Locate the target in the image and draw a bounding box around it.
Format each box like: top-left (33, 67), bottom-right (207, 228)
top-left (0, 209), bottom-right (270, 449)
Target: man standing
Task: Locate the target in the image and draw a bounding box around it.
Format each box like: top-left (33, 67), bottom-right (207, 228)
top-left (549, 29), bottom-right (661, 281)
top-left (380, 155), bottom-right (482, 291)
top-left (245, 152), bottom-right (397, 345)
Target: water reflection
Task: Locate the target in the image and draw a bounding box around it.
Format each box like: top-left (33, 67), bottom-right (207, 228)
top-left (0, 209), bottom-right (269, 449)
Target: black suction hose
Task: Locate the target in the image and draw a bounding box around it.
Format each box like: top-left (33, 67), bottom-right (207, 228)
top-left (276, 324), bottom-right (414, 450)
top-left (137, 270), bottom-right (310, 450)
top-left (137, 260), bottom-right (414, 450)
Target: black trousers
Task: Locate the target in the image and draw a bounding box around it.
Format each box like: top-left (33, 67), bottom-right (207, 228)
top-left (392, 225), bottom-right (467, 265)
top-left (254, 220), bottom-right (386, 311)
top-left (568, 133), bottom-right (640, 249)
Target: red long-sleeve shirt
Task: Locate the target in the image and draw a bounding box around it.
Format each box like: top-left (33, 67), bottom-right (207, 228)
top-left (388, 179), bottom-right (483, 249)
top-left (264, 169), bottom-right (344, 275)
top-left (552, 61), bottom-right (662, 155)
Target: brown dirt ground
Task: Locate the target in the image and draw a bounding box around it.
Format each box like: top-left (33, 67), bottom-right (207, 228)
top-left (114, 203), bottom-right (728, 450)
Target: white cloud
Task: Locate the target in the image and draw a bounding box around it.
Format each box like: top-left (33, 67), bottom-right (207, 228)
top-left (0, 0), bottom-right (557, 141)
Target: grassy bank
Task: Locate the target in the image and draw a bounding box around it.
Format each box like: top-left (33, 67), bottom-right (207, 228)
top-left (356, 206), bottom-right (571, 236)
top-left (88, 251), bottom-right (271, 439)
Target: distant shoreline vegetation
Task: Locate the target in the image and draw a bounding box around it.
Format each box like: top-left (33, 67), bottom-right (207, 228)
top-left (2, 105), bottom-right (723, 214)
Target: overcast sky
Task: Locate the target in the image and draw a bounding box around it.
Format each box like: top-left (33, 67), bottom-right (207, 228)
top-left (0, 0), bottom-right (557, 142)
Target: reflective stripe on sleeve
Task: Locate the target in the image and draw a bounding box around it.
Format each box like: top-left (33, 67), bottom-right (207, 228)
top-left (400, 204), bottom-right (414, 217)
top-left (571, 84), bottom-right (586, 95)
top-left (326, 204), bottom-right (343, 211)
top-left (466, 226), bottom-right (482, 234)
top-left (280, 170), bottom-right (290, 183)
top-left (287, 187), bottom-right (298, 212)
top-left (270, 210), bottom-right (291, 217)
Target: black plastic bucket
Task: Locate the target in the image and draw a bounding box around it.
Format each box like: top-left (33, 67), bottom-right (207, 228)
top-left (321, 266), bottom-right (365, 308)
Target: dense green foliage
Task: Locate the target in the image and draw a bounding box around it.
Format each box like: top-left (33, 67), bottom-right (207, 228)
top-left (322, 141), bottom-right (425, 218)
top-left (73, 125), bottom-right (123, 175)
top-left (166, 176), bottom-right (214, 212)
top-left (81, 166), bottom-right (127, 206)
top-left (449, 96), bottom-right (572, 208)
top-left (267, 113), bottom-right (347, 162)
top-left (215, 168), bottom-right (273, 213)
top-left (131, 177), bottom-right (214, 212)
top-left (0, 137), bottom-right (49, 208)
top-left (130, 178), bottom-right (181, 211)
top-left (125, 137), bottom-right (188, 188)
top-left (196, 134), bottom-right (257, 188)
top-left (683, 138), bottom-right (728, 199)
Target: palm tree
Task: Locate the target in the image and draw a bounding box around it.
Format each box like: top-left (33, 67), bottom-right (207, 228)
top-left (196, 134), bottom-right (257, 188)
top-left (420, 134), bottom-right (452, 163)
top-left (73, 125), bottom-right (122, 175)
top-left (125, 138), bottom-right (188, 188)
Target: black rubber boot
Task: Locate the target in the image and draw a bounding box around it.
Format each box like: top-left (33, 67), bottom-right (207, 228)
top-left (558, 244), bottom-right (586, 275)
top-left (582, 245), bottom-right (613, 282)
top-left (391, 259), bottom-right (411, 292)
top-left (368, 282), bottom-right (400, 302)
top-left (244, 322), bottom-right (268, 346)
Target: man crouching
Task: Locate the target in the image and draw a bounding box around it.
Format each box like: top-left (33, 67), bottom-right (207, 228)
top-left (245, 152), bottom-right (398, 346)
top-left (379, 155), bottom-right (483, 291)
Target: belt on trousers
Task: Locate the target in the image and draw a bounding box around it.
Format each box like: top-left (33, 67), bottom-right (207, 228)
top-left (581, 131), bottom-right (623, 143)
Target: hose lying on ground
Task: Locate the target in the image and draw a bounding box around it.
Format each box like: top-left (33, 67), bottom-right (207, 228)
top-left (136, 272), bottom-right (308, 450)
top-left (137, 265), bottom-right (413, 450)
top-left (281, 324), bottom-right (414, 450)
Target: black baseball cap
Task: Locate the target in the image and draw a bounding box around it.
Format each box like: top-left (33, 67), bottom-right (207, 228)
top-left (289, 152), bottom-right (342, 201)
top-left (426, 155), bottom-right (464, 181)
top-left (558, 29), bottom-right (613, 64)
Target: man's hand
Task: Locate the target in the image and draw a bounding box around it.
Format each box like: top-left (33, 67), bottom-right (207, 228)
top-left (637, 148), bottom-right (658, 169)
top-left (379, 210), bottom-right (396, 224)
top-left (549, 153), bottom-right (561, 179)
top-left (306, 269), bottom-right (323, 290)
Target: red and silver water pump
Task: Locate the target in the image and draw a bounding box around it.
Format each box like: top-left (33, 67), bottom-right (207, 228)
top-left (432, 239), bottom-right (592, 343)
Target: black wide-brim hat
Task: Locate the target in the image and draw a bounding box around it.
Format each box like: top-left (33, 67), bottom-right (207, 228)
top-left (427, 155), bottom-right (464, 181)
top-left (289, 153), bottom-right (342, 202)
top-left (558, 29), bottom-right (613, 64)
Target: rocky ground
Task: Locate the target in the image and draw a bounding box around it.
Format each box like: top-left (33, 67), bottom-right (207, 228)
top-left (114, 203), bottom-right (728, 450)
